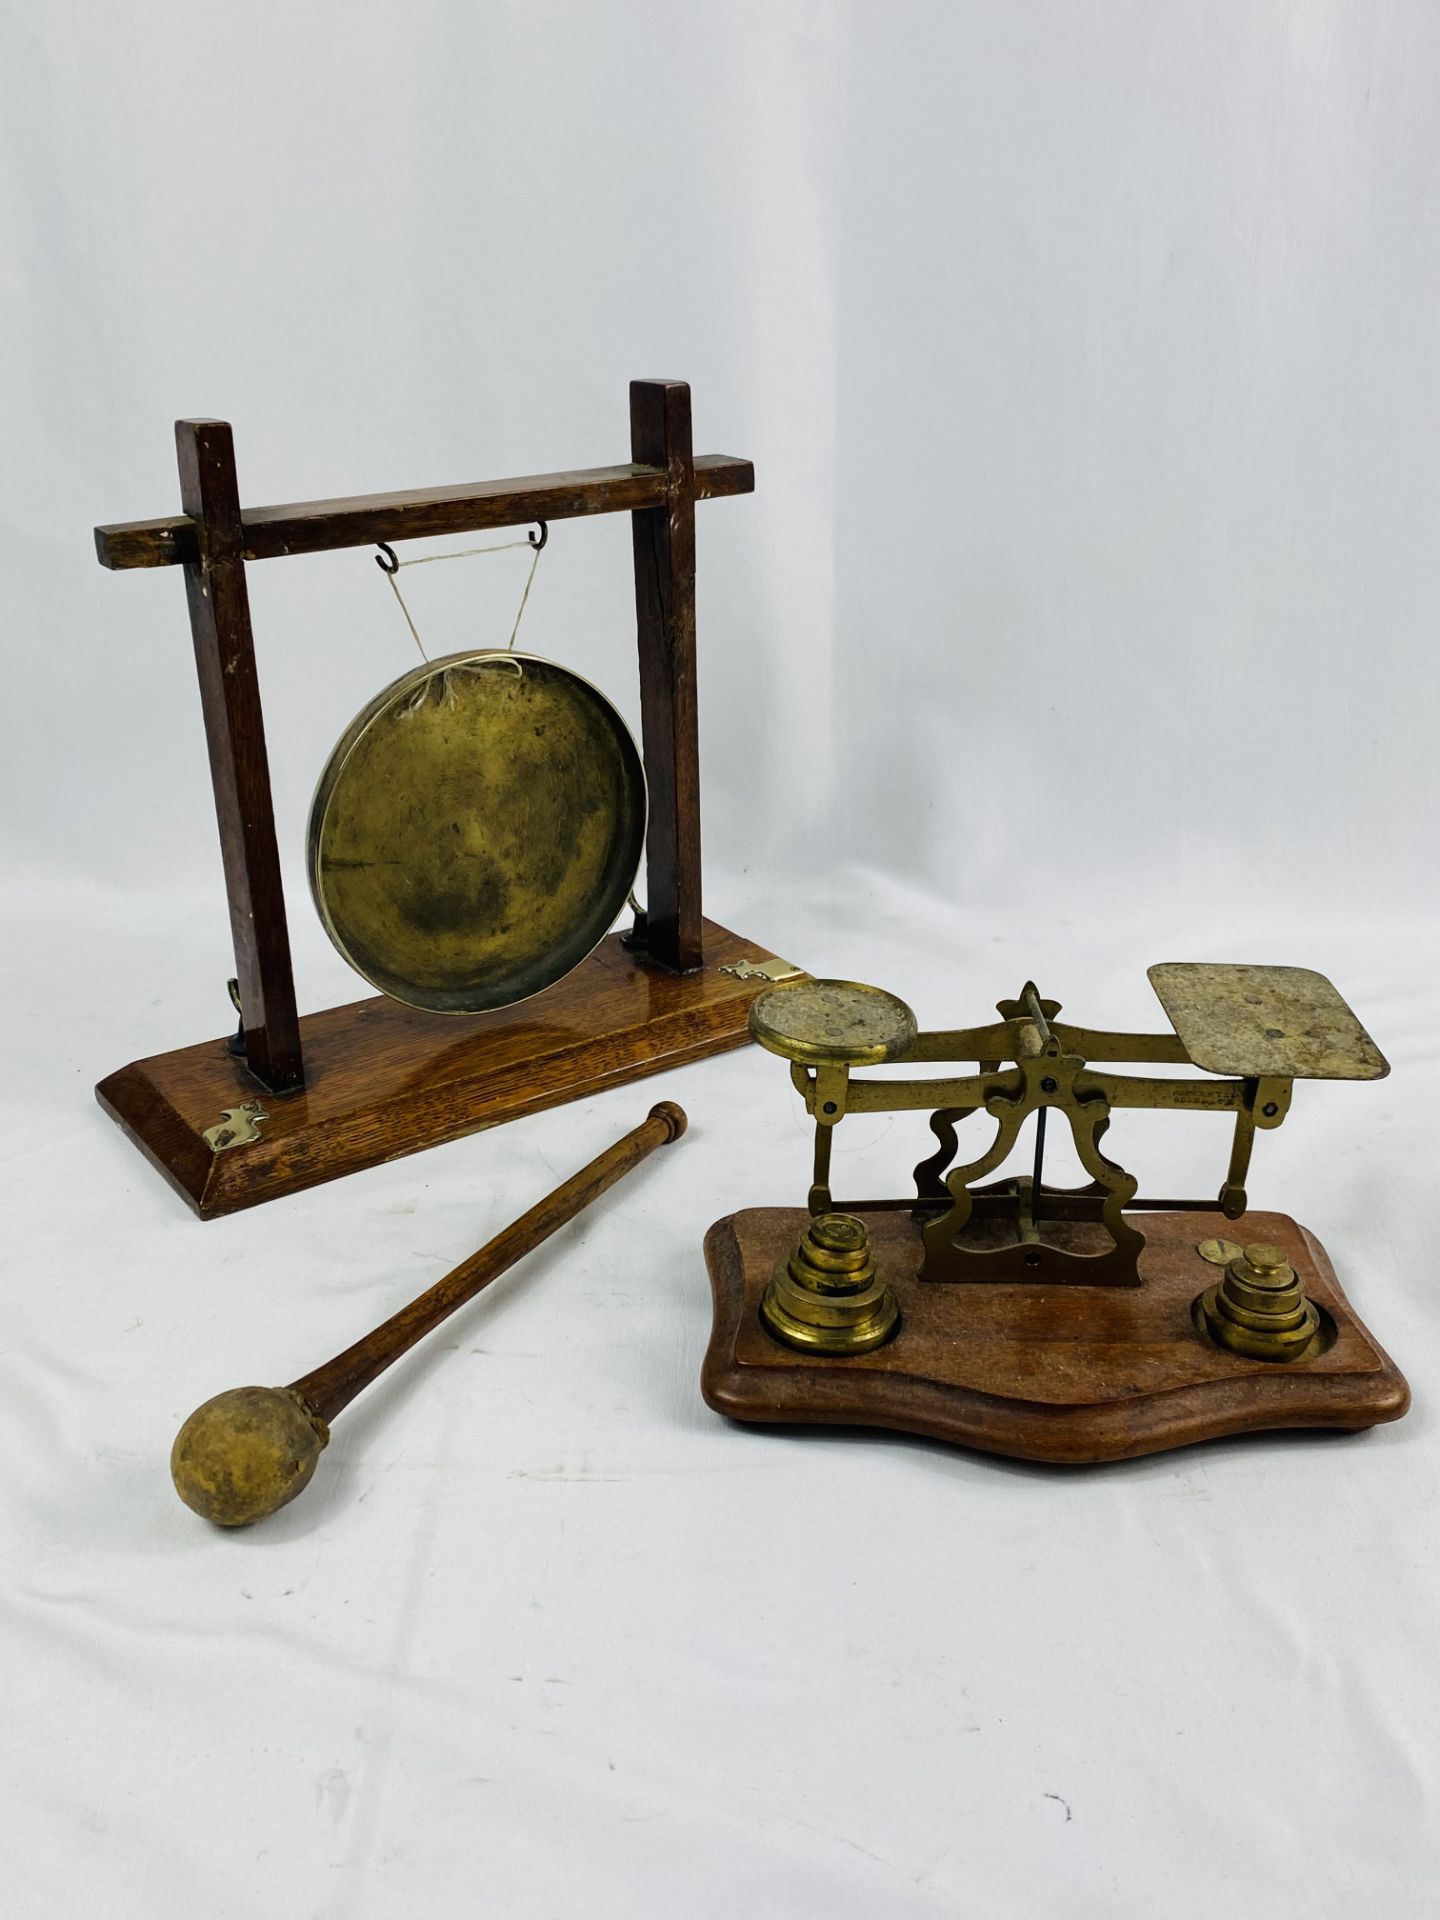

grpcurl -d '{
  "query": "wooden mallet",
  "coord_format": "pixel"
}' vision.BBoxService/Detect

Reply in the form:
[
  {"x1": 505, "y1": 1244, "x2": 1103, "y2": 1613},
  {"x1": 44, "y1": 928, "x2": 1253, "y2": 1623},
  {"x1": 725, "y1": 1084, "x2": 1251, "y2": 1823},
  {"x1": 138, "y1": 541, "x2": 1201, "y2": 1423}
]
[{"x1": 171, "y1": 1101, "x2": 687, "y2": 1526}]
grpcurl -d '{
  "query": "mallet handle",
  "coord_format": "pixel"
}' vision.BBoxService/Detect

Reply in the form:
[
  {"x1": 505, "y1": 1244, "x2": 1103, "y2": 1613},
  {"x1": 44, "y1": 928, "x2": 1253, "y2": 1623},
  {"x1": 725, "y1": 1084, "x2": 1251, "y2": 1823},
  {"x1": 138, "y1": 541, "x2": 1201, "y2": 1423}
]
[{"x1": 289, "y1": 1101, "x2": 687, "y2": 1424}]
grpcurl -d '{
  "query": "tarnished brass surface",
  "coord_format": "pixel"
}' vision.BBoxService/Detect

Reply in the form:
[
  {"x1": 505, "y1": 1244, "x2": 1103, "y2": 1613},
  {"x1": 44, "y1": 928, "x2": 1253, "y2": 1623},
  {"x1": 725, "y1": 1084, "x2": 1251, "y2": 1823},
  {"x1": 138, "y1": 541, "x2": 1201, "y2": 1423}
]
[
  {"x1": 201, "y1": 1099, "x2": 267, "y2": 1153},
  {"x1": 749, "y1": 978, "x2": 918, "y2": 1066},
  {"x1": 754, "y1": 969, "x2": 1387, "y2": 1288},
  {"x1": 718, "y1": 956, "x2": 806, "y2": 983},
  {"x1": 1196, "y1": 1242, "x2": 1324, "y2": 1362},
  {"x1": 309, "y1": 651, "x2": 646, "y2": 1013},
  {"x1": 170, "y1": 1386, "x2": 330, "y2": 1527},
  {"x1": 760, "y1": 1213, "x2": 900, "y2": 1354},
  {"x1": 1148, "y1": 964, "x2": 1389, "y2": 1081},
  {"x1": 917, "y1": 1034, "x2": 1146, "y2": 1287},
  {"x1": 1197, "y1": 1237, "x2": 1245, "y2": 1267}
]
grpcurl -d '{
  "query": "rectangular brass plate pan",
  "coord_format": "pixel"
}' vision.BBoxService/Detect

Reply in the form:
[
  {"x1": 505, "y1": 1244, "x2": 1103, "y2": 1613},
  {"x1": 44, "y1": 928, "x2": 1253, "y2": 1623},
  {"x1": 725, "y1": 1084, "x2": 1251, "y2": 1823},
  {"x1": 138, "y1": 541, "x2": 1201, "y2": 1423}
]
[{"x1": 1148, "y1": 963, "x2": 1388, "y2": 1080}]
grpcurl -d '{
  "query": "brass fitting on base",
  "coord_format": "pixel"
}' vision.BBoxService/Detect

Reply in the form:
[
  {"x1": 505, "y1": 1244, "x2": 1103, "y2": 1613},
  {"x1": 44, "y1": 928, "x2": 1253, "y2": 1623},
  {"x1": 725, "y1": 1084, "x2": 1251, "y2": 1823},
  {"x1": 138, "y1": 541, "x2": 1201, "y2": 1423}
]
[
  {"x1": 760, "y1": 1213, "x2": 900, "y2": 1355},
  {"x1": 1197, "y1": 1242, "x2": 1320, "y2": 1362}
]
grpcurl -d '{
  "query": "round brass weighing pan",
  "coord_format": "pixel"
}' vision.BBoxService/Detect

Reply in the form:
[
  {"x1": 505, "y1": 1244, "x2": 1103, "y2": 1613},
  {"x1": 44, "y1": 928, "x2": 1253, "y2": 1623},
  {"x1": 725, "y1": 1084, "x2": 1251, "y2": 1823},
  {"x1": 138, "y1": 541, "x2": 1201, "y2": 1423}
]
[
  {"x1": 749, "y1": 979, "x2": 918, "y2": 1066},
  {"x1": 308, "y1": 651, "x2": 646, "y2": 1013}
]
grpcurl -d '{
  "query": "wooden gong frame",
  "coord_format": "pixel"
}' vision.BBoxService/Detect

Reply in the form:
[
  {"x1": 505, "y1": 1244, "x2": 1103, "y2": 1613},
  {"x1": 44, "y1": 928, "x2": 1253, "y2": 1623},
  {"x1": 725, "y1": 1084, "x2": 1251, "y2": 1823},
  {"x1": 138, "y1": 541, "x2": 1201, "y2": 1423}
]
[{"x1": 93, "y1": 379, "x2": 776, "y2": 1218}]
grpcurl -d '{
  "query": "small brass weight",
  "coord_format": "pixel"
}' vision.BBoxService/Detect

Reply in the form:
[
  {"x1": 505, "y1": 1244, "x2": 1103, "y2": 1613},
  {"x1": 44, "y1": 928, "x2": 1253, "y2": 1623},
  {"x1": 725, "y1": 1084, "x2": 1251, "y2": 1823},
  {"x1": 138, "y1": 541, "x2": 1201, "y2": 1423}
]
[{"x1": 699, "y1": 962, "x2": 1410, "y2": 1463}]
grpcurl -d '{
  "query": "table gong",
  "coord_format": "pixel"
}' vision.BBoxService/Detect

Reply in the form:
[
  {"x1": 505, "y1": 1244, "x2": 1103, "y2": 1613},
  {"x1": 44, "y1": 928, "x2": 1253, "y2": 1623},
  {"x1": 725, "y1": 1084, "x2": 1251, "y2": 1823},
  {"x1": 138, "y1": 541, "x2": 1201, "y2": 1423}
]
[
  {"x1": 702, "y1": 967, "x2": 1408, "y2": 1464},
  {"x1": 93, "y1": 380, "x2": 798, "y2": 1217}
]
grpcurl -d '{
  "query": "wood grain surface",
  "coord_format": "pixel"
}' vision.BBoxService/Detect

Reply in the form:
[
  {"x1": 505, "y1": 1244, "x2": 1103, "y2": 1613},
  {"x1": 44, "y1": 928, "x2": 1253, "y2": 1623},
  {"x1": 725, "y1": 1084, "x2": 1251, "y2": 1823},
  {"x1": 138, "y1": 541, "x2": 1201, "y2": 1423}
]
[
  {"x1": 96, "y1": 919, "x2": 777, "y2": 1219},
  {"x1": 175, "y1": 420, "x2": 303, "y2": 1091},
  {"x1": 95, "y1": 453, "x2": 754, "y2": 570},
  {"x1": 702, "y1": 1208, "x2": 1409, "y2": 1463},
  {"x1": 630, "y1": 380, "x2": 702, "y2": 973}
]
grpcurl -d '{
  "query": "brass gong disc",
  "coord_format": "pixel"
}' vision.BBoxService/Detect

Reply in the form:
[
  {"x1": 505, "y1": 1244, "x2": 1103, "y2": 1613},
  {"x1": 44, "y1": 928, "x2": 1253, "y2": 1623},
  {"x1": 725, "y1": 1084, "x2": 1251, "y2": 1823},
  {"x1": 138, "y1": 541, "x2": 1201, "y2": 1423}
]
[{"x1": 308, "y1": 651, "x2": 646, "y2": 1013}]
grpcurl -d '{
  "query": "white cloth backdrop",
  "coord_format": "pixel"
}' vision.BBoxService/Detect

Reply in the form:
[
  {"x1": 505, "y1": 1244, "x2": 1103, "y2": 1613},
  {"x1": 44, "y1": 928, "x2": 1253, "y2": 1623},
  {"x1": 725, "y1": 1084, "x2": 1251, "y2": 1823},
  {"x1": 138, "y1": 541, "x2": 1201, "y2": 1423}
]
[{"x1": 3, "y1": 3, "x2": 1438, "y2": 1914}]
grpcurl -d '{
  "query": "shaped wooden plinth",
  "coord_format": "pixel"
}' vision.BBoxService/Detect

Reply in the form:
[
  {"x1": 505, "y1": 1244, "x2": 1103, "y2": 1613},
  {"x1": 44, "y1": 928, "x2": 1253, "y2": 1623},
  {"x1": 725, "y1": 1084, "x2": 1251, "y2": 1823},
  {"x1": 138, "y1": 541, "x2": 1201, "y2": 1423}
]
[
  {"x1": 701, "y1": 1208, "x2": 1408, "y2": 1464},
  {"x1": 98, "y1": 919, "x2": 779, "y2": 1219}
]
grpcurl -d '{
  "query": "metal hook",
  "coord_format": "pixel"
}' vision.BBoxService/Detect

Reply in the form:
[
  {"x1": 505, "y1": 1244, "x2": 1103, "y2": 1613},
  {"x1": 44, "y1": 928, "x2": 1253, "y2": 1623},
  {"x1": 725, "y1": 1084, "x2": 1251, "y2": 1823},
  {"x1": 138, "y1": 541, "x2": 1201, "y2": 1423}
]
[
  {"x1": 375, "y1": 541, "x2": 400, "y2": 575},
  {"x1": 528, "y1": 521, "x2": 548, "y2": 552}
]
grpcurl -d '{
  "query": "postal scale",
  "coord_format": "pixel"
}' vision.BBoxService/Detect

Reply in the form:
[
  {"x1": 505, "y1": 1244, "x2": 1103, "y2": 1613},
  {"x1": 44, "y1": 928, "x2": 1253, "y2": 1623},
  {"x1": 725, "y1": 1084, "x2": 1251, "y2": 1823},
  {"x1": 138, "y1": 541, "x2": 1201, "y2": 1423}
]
[{"x1": 702, "y1": 966, "x2": 1408, "y2": 1464}]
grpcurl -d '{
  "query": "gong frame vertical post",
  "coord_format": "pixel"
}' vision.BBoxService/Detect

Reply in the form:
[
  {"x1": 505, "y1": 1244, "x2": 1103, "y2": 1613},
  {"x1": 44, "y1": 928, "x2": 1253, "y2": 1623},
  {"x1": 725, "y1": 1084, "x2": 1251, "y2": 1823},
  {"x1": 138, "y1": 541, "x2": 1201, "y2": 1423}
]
[
  {"x1": 175, "y1": 419, "x2": 304, "y2": 1092},
  {"x1": 630, "y1": 379, "x2": 702, "y2": 973}
]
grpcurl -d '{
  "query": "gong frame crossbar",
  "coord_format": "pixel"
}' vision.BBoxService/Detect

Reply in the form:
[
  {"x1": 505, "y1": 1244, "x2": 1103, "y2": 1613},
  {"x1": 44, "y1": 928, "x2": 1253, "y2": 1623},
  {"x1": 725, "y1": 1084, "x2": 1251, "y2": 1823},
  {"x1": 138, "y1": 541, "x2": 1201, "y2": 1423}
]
[{"x1": 93, "y1": 379, "x2": 776, "y2": 1217}]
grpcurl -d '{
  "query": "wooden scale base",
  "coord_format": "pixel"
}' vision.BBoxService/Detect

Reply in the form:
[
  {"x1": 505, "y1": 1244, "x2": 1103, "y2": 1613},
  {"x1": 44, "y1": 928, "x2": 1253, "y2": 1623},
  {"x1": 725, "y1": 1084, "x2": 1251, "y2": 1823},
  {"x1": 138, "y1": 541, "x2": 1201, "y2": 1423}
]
[
  {"x1": 99, "y1": 919, "x2": 774, "y2": 1219},
  {"x1": 701, "y1": 1208, "x2": 1409, "y2": 1464}
]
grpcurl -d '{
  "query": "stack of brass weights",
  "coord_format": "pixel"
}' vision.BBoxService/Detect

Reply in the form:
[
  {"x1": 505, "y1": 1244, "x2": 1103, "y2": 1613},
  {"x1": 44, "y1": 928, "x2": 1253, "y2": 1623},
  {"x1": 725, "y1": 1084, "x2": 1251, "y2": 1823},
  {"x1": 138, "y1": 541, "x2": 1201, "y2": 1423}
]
[
  {"x1": 1198, "y1": 1243, "x2": 1321, "y2": 1361},
  {"x1": 761, "y1": 1214, "x2": 900, "y2": 1355}
]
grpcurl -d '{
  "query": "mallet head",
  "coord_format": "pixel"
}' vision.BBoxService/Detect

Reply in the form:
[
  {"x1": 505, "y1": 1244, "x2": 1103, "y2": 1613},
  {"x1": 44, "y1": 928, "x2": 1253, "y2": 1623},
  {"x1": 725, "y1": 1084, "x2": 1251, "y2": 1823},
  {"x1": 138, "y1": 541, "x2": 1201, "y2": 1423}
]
[{"x1": 171, "y1": 1386, "x2": 329, "y2": 1527}]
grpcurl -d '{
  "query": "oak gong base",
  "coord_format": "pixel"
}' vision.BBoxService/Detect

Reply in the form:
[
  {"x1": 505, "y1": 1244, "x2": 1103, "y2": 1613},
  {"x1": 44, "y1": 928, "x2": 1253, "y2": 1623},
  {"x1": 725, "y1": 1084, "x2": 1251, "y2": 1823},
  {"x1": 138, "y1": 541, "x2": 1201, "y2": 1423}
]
[
  {"x1": 99, "y1": 919, "x2": 782, "y2": 1219},
  {"x1": 701, "y1": 1208, "x2": 1408, "y2": 1464}
]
